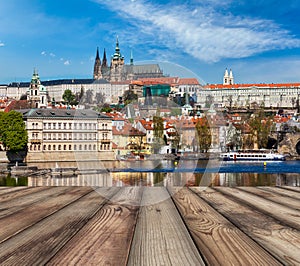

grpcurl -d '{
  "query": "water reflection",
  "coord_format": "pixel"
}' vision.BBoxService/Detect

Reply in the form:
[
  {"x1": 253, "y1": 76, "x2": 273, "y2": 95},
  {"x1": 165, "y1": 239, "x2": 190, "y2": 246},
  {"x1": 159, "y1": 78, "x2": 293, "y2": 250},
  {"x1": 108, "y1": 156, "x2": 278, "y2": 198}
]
[
  {"x1": 8, "y1": 172, "x2": 296, "y2": 187},
  {"x1": 0, "y1": 175, "x2": 28, "y2": 186}
]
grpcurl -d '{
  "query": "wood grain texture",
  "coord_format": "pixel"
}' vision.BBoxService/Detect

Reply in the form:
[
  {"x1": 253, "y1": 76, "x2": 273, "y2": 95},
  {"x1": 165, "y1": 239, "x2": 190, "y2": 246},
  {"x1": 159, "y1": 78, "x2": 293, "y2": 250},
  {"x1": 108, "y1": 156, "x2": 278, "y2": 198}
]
[
  {"x1": 128, "y1": 187, "x2": 205, "y2": 266},
  {"x1": 192, "y1": 187, "x2": 300, "y2": 265},
  {"x1": 0, "y1": 186, "x2": 28, "y2": 195},
  {"x1": 238, "y1": 187, "x2": 300, "y2": 211},
  {"x1": 0, "y1": 187, "x2": 77, "y2": 218},
  {"x1": 259, "y1": 186, "x2": 300, "y2": 200},
  {"x1": 170, "y1": 187, "x2": 281, "y2": 265},
  {"x1": 215, "y1": 187, "x2": 300, "y2": 230},
  {"x1": 0, "y1": 187, "x2": 93, "y2": 243},
  {"x1": 281, "y1": 186, "x2": 300, "y2": 192},
  {"x1": 47, "y1": 187, "x2": 142, "y2": 266},
  {"x1": 0, "y1": 187, "x2": 118, "y2": 266},
  {"x1": 0, "y1": 186, "x2": 50, "y2": 203}
]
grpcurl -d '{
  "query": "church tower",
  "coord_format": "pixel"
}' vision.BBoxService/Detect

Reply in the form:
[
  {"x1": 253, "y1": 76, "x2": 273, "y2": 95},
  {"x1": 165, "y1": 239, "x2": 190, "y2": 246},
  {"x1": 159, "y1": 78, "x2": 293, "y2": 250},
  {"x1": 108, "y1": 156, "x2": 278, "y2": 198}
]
[
  {"x1": 223, "y1": 68, "x2": 234, "y2": 85},
  {"x1": 229, "y1": 69, "x2": 234, "y2": 85},
  {"x1": 27, "y1": 69, "x2": 48, "y2": 108},
  {"x1": 93, "y1": 47, "x2": 102, "y2": 80},
  {"x1": 110, "y1": 36, "x2": 125, "y2": 82}
]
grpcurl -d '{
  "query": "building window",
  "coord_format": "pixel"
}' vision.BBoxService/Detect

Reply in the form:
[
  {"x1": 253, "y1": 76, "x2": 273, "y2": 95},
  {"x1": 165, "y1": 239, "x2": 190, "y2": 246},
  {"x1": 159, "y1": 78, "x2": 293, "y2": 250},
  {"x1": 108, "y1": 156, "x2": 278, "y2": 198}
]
[
  {"x1": 43, "y1": 145, "x2": 46, "y2": 150},
  {"x1": 53, "y1": 145, "x2": 56, "y2": 151},
  {"x1": 69, "y1": 145, "x2": 72, "y2": 150},
  {"x1": 64, "y1": 123, "x2": 67, "y2": 129},
  {"x1": 58, "y1": 123, "x2": 61, "y2": 129},
  {"x1": 74, "y1": 145, "x2": 77, "y2": 151},
  {"x1": 58, "y1": 145, "x2": 61, "y2": 150},
  {"x1": 79, "y1": 144, "x2": 82, "y2": 150},
  {"x1": 64, "y1": 145, "x2": 67, "y2": 151},
  {"x1": 48, "y1": 145, "x2": 51, "y2": 151}
]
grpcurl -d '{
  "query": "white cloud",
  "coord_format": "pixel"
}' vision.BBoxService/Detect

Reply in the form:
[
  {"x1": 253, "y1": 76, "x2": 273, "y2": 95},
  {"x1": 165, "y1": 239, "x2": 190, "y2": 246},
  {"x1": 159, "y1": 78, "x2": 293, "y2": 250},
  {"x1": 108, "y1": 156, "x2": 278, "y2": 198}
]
[
  {"x1": 64, "y1": 60, "x2": 70, "y2": 65},
  {"x1": 41, "y1": 51, "x2": 46, "y2": 56},
  {"x1": 50, "y1": 53, "x2": 56, "y2": 57},
  {"x1": 96, "y1": 0, "x2": 300, "y2": 63},
  {"x1": 0, "y1": 41, "x2": 4, "y2": 47}
]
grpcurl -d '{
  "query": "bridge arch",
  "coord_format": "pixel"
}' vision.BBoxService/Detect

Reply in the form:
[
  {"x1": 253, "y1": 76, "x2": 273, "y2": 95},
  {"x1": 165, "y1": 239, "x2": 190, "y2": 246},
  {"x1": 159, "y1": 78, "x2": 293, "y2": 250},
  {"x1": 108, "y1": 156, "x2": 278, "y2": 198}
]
[{"x1": 296, "y1": 140, "x2": 300, "y2": 155}]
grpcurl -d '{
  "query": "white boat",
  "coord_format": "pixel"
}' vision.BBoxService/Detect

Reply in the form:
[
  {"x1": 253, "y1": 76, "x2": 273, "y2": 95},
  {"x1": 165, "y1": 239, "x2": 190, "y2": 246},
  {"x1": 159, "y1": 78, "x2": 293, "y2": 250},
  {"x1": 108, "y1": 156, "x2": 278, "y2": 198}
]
[{"x1": 220, "y1": 150, "x2": 286, "y2": 161}]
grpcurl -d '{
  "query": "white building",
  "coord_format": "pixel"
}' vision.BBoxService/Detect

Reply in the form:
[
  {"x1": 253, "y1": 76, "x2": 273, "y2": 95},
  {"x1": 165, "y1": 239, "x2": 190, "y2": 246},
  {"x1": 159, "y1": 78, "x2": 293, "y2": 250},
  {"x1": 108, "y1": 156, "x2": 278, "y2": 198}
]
[{"x1": 20, "y1": 108, "x2": 114, "y2": 162}]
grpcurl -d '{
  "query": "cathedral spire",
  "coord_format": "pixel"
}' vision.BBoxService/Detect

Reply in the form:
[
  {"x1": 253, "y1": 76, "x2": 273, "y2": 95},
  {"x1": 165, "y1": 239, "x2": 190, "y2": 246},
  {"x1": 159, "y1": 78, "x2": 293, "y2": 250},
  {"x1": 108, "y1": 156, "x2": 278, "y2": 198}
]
[
  {"x1": 102, "y1": 48, "x2": 107, "y2": 68},
  {"x1": 96, "y1": 47, "x2": 100, "y2": 60},
  {"x1": 93, "y1": 47, "x2": 102, "y2": 80}
]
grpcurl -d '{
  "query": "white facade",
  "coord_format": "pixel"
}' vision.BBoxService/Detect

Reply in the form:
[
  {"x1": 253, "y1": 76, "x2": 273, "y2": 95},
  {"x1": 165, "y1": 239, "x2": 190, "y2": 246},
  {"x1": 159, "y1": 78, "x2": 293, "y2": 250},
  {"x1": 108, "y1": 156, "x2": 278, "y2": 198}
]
[
  {"x1": 197, "y1": 84, "x2": 300, "y2": 109},
  {"x1": 21, "y1": 109, "x2": 114, "y2": 162},
  {"x1": 1, "y1": 79, "x2": 127, "y2": 105}
]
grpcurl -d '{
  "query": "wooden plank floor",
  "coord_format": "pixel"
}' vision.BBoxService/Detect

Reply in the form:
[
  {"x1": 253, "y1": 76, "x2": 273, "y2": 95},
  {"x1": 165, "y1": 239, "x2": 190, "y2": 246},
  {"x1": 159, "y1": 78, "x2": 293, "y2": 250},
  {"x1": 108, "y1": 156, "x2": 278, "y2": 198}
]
[{"x1": 0, "y1": 186, "x2": 299, "y2": 265}]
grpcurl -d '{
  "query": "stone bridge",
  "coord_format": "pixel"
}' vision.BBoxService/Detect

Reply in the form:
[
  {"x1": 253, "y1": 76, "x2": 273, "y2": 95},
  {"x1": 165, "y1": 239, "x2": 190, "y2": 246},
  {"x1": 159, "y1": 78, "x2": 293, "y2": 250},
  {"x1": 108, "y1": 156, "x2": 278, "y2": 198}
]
[{"x1": 277, "y1": 132, "x2": 300, "y2": 157}]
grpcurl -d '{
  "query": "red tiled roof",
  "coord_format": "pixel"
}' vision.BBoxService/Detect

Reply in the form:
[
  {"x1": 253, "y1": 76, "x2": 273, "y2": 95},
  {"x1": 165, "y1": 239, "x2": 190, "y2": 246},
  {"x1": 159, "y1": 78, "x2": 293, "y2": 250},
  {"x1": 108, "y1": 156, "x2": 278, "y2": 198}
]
[
  {"x1": 178, "y1": 78, "x2": 200, "y2": 85},
  {"x1": 113, "y1": 123, "x2": 145, "y2": 136},
  {"x1": 4, "y1": 100, "x2": 31, "y2": 112}
]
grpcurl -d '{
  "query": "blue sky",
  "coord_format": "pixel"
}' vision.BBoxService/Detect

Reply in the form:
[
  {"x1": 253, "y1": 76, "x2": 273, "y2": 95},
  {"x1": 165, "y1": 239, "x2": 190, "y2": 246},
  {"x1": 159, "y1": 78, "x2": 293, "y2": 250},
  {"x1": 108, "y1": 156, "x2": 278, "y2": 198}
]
[{"x1": 0, "y1": 0, "x2": 300, "y2": 84}]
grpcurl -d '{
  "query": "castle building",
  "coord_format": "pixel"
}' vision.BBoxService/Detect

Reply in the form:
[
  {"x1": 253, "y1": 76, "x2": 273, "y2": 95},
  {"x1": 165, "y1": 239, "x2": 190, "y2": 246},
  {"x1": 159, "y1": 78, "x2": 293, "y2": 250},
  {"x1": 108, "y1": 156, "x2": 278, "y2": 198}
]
[
  {"x1": 93, "y1": 37, "x2": 164, "y2": 82},
  {"x1": 197, "y1": 69, "x2": 300, "y2": 109}
]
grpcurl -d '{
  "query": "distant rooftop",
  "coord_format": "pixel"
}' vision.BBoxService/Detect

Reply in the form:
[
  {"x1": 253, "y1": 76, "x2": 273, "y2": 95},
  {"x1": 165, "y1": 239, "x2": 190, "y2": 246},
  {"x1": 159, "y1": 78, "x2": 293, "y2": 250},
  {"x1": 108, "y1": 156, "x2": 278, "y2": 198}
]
[
  {"x1": 7, "y1": 78, "x2": 109, "y2": 88},
  {"x1": 18, "y1": 108, "x2": 111, "y2": 119}
]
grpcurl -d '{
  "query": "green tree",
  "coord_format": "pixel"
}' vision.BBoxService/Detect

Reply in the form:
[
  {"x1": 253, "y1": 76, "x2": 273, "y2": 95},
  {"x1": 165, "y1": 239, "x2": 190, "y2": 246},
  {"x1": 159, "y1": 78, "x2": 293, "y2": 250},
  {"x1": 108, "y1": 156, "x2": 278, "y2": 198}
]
[
  {"x1": 153, "y1": 115, "x2": 164, "y2": 153},
  {"x1": 62, "y1": 89, "x2": 77, "y2": 105},
  {"x1": 85, "y1": 89, "x2": 94, "y2": 104},
  {"x1": 195, "y1": 117, "x2": 212, "y2": 152},
  {"x1": 123, "y1": 90, "x2": 138, "y2": 105},
  {"x1": 0, "y1": 111, "x2": 28, "y2": 151},
  {"x1": 95, "y1": 92, "x2": 106, "y2": 106},
  {"x1": 248, "y1": 110, "x2": 273, "y2": 149},
  {"x1": 100, "y1": 103, "x2": 113, "y2": 113}
]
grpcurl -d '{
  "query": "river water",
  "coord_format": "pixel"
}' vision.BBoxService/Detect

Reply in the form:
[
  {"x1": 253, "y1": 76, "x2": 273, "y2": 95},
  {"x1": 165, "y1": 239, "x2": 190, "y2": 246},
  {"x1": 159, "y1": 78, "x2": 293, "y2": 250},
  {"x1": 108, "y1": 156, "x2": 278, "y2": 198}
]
[{"x1": 1, "y1": 160, "x2": 299, "y2": 187}]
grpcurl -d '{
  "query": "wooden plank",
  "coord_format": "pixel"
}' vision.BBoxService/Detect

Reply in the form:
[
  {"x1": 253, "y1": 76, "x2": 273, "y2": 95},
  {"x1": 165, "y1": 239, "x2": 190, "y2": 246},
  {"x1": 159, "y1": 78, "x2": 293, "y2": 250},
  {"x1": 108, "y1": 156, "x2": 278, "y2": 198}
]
[
  {"x1": 280, "y1": 186, "x2": 300, "y2": 193},
  {"x1": 0, "y1": 187, "x2": 71, "y2": 218},
  {"x1": 260, "y1": 186, "x2": 300, "y2": 200},
  {"x1": 0, "y1": 186, "x2": 28, "y2": 195},
  {"x1": 215, "y1": 187, "x2": 300, "y2": 231},
  {"x1": 47, "y1": 187, "x2": 142, "y2": 266},
  {"x1": 0, "y1": 186, "x2": 51, "y2": 203},
  {"x1": 169, "y1": 187, "x2": 281, "y2": 265},
  {"x1": 192, "y1": 187, "x2": 300, "y2": 265},
  {"x1": 237, "y1": 187, "x2": 300, "y2": 211},
  {"x1": 128, "y1": 187, "x2": 205, "y2": 266},
  {"x1": 0, "y1": 187, "x2": 93, "y2": 243},
  {"x1": 0, "y1": 187, "x2": 119, "y2": 265}
]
